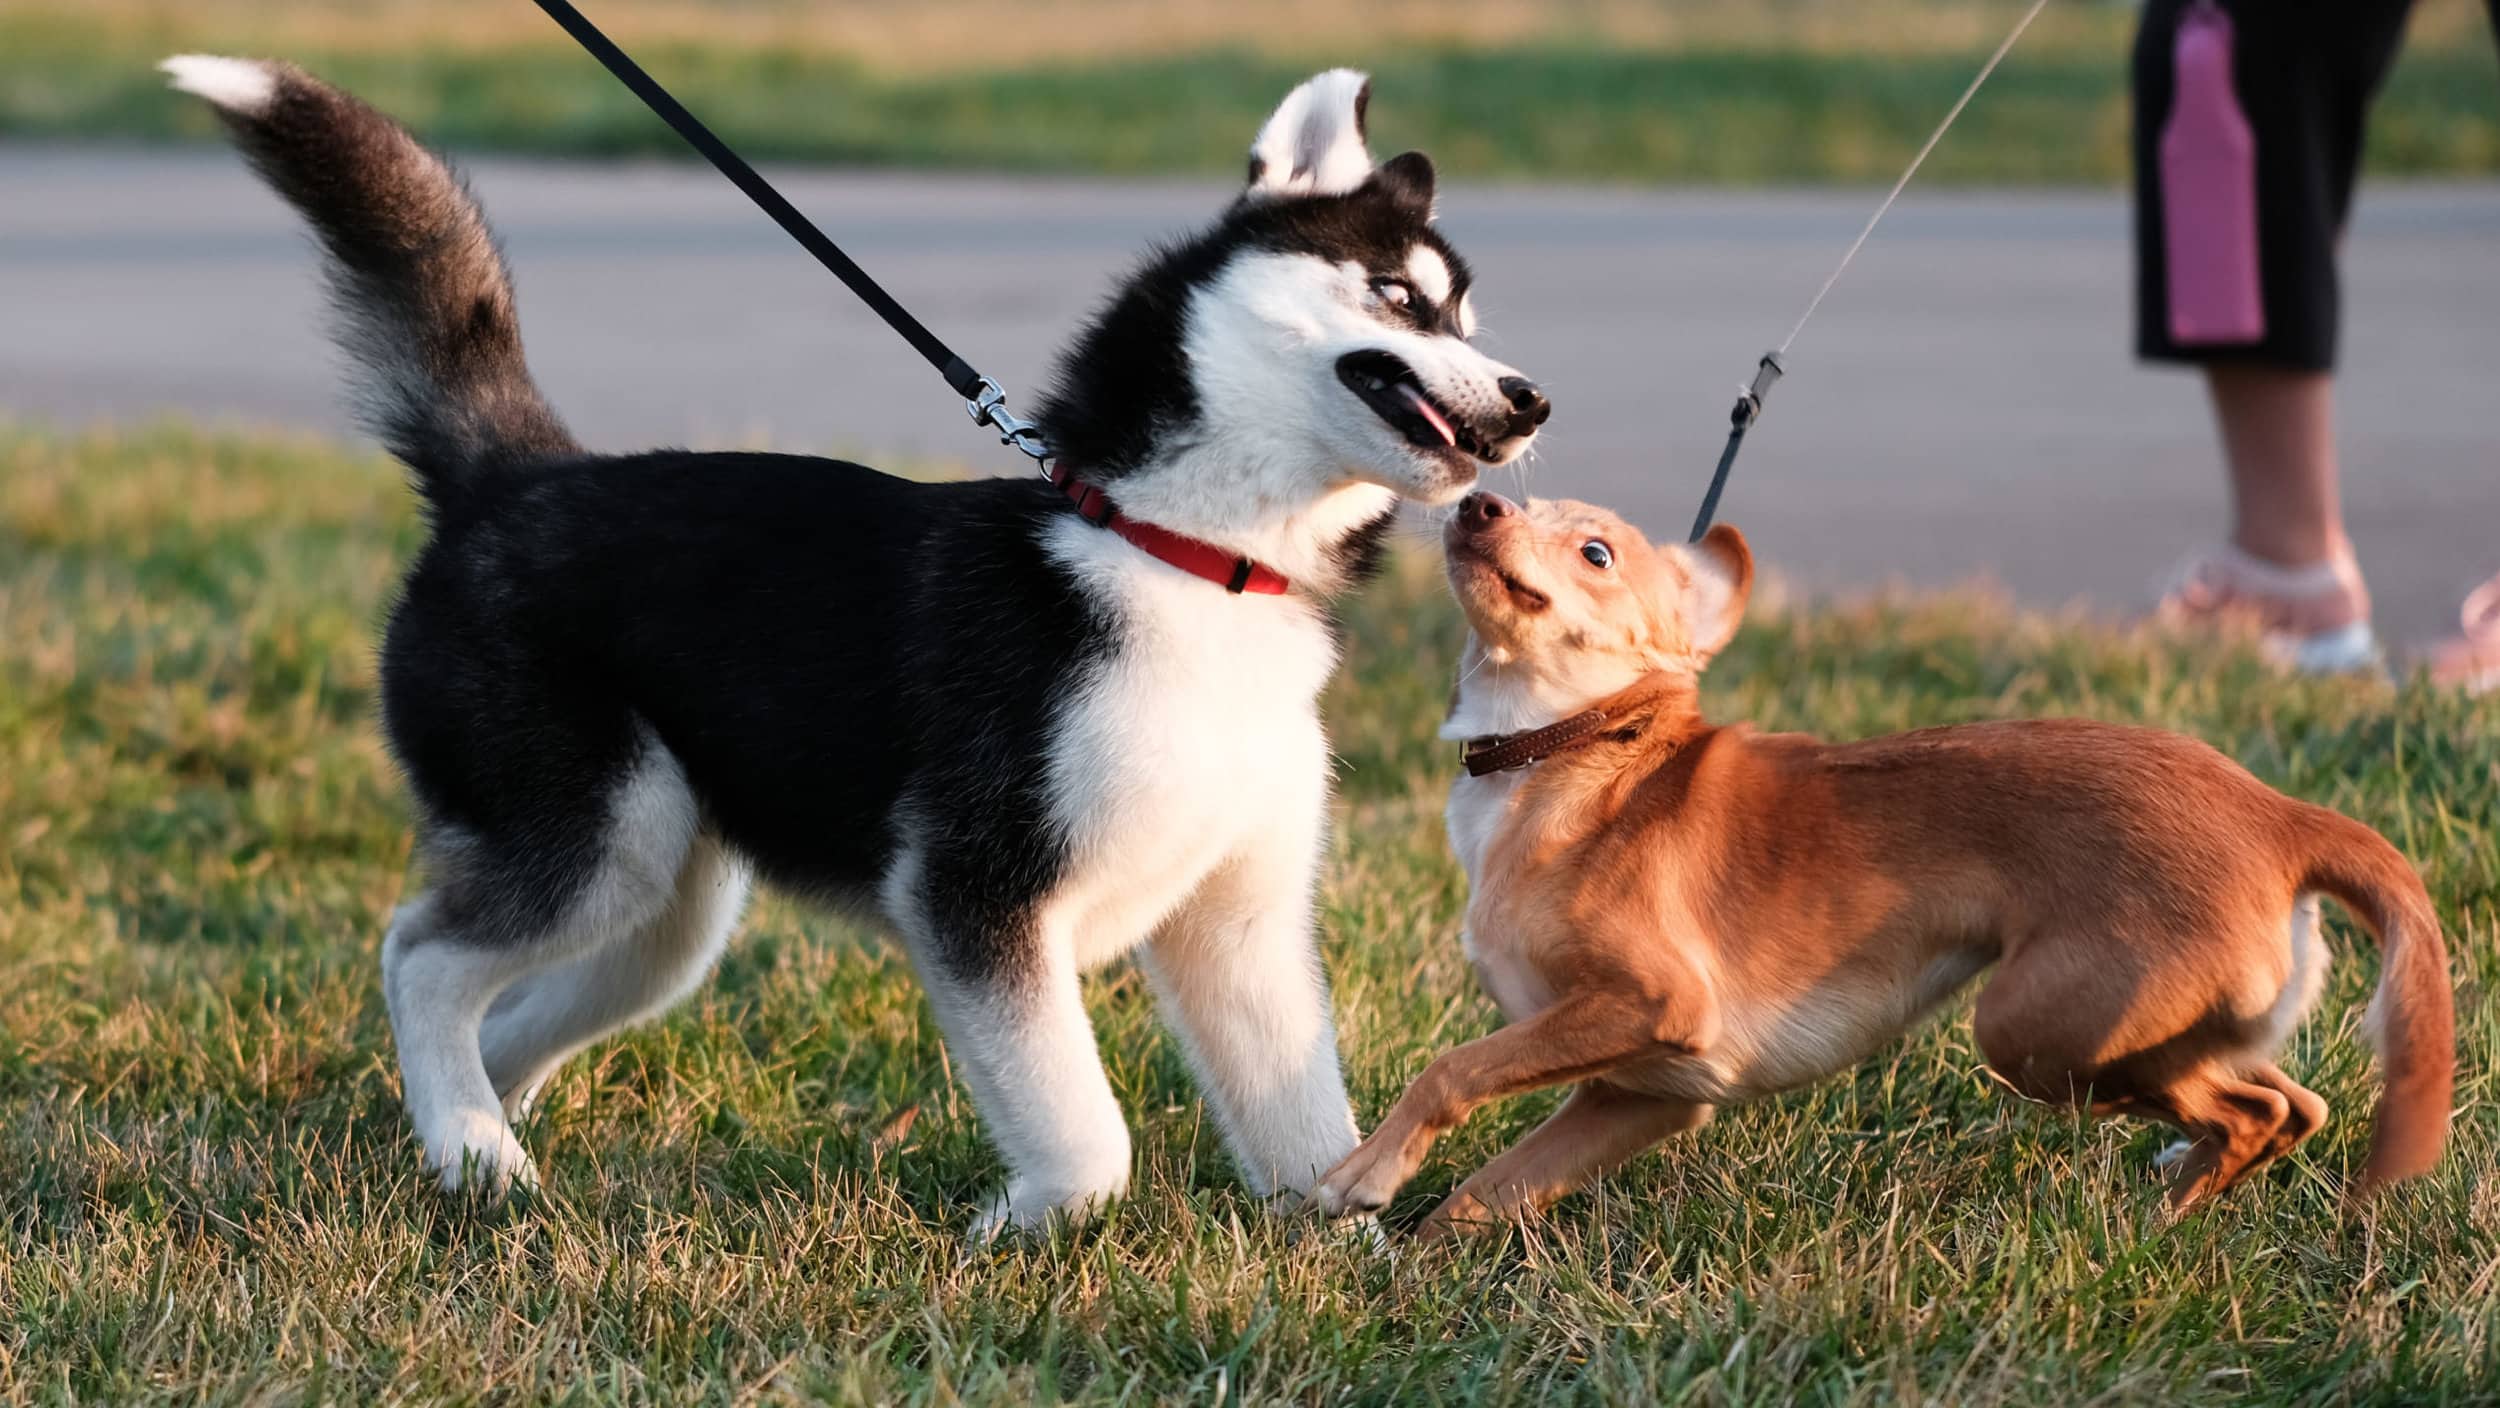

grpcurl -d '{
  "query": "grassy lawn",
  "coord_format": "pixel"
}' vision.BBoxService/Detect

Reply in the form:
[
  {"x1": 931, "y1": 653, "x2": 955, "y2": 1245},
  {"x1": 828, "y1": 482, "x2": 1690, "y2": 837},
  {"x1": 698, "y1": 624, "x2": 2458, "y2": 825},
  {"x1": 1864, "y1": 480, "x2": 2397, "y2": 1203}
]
[
  {"x1": 3, "y1": 0, "x2": 2496, "y2": 183},
  {"x1": 2, "y1": 421, "x2": 2495, "y2": 1403}
]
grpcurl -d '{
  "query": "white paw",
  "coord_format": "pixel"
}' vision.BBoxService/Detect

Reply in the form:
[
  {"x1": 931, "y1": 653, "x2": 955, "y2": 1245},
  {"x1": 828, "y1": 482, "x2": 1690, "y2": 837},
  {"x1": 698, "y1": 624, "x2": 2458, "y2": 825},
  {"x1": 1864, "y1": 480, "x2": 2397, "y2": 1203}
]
[
  {"x1": 2151, "y1": 1138, "x2": 2194, "y2": 1171},
  {"x1": 1315, "y1": 1211, "x2": 1391, "y2": 1255},
  {"x1": 500, "y1": 1075, "x2": 550, "y2": 1122},
  {"x1": 966, "y1": 1195, "x2": 1025, "y2": 1247},
  {"x1": 423, "y1": 1110, "x2": 538, "y2": 1198},
  {"x1": 965, "y1": 1176, "x2": 1123, "y2": 1246}
]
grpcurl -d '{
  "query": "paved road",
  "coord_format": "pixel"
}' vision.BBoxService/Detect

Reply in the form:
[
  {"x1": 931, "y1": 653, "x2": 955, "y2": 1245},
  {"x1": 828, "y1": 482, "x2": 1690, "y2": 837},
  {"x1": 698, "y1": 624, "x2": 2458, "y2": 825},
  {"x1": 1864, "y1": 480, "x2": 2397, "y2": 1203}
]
[{"x1": 7, "y1": 146, "x2": 2496, "y2": 640}]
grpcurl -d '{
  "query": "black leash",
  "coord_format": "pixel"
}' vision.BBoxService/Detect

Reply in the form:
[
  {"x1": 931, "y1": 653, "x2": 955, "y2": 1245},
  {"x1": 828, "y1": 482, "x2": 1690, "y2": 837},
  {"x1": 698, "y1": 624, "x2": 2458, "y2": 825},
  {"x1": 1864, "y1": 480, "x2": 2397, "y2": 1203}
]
[
  {"x1": 528, "y1": 0, "x2": 2037, "y2": 512},
  {"x1": 1685, "y1": 0, "x2": 2046, "y2": 543},
  {"x1": 527, "y1": 0, "x2": 1049, "y2": 463},
  {"x1": 1686, "y1": 352, "x2": 1783, "y2": 543}
]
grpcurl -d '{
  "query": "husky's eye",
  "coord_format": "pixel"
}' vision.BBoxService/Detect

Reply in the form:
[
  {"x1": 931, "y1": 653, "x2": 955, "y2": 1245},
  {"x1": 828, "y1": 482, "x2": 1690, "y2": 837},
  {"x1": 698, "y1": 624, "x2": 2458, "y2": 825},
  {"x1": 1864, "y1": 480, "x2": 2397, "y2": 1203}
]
[
  {"x1": 1370, "y1": 278, "x2": 1414, "y2": 311},
  {"x1": 1580, "y1": 540, "x2": 1614, "y2": 570}
]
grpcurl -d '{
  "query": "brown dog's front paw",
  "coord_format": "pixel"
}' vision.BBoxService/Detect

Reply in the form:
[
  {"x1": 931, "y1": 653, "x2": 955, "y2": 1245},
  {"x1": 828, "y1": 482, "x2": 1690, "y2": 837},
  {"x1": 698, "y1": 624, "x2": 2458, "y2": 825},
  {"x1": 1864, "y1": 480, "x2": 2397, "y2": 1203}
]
[
  {"x1": 1313, "y1": 1133, "x2": 1418, "y2": 1217},
  {"x1": 1412, "y1": 1190, "x2": 1501, "y2": 1242}
]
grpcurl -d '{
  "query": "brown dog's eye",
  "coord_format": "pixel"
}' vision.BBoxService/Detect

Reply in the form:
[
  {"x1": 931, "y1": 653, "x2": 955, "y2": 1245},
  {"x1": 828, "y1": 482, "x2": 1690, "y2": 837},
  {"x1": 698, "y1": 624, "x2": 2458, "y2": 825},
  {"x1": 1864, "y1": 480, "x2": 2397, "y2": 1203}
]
[
  {"x1": 1370, "y1": 278, "x2": 1414, "y2": 311},
  {"x1": 1580, "y1": 540, "x2": 1614, "y2": 570}
]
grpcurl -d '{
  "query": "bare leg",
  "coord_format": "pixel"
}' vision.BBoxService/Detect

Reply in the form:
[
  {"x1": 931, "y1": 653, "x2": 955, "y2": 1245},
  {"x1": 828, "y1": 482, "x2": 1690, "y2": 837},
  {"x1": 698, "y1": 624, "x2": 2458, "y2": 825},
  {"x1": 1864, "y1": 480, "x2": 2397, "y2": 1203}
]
[
  {"x1": 1417, "y1": 1080, "x2": 1709, "y2": 1239},
  {"x1": 2207, "y1": 363, "x2": 2350, "y2": 570},
  {"x1": 2157, "y1": 364, "x2": 2373, "y2": 669}
]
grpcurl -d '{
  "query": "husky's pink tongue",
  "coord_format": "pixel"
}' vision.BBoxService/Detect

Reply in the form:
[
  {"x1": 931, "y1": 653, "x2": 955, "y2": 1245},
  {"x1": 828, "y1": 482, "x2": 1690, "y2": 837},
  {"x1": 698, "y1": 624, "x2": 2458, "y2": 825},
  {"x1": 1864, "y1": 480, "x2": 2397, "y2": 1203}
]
[{"x1": 1398, "y1": 383, "x2": 1458, "y2": 448}]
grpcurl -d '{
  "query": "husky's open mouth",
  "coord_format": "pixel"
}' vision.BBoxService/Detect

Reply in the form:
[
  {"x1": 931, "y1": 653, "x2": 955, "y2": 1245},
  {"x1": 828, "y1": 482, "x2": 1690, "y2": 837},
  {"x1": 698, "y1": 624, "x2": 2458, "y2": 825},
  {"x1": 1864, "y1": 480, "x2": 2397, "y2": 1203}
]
[{"x1": 1337, "y1": 350, "x2": 1490, "y2": 461}]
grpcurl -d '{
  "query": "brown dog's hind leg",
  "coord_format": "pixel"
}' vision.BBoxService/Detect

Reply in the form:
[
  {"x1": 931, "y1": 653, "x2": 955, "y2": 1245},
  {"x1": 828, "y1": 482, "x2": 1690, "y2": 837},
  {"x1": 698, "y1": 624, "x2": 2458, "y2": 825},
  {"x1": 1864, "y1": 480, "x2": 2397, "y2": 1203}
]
[
  {"x1": 2240, "y1": 1061, "x2": 2330, "y2": 1173},
  {"x1": 1973, "y1": 963, "x2": 2304, "y2": 1213},
  {"x1": 2090, "y1": 1068, "x2": 2294, "y2": 1212},
  {"x1": 1418, "y1": 1081, "x2": 1710, "y2": 1240}
]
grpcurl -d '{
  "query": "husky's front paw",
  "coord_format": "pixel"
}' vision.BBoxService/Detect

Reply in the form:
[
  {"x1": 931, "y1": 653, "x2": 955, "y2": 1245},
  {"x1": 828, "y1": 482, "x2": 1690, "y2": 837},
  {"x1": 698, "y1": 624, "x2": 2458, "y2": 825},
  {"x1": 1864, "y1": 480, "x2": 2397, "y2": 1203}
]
[
  {"x1": 1256, "y1": 1188, "x2": 1389, "y2": 1252},
  {"x1": 965, "y1": 1173, "x2": 1126, "y2": 1247},
  {"x1": 966, "y1": 1193, "x2": 1042, "y2": 1246},
  {"x1": 423, "y1": 1110, "x2": 538, "y2": 1199},
  {"x1": 499, "y1": 1074, "x2": 552, "y2": 1122}
]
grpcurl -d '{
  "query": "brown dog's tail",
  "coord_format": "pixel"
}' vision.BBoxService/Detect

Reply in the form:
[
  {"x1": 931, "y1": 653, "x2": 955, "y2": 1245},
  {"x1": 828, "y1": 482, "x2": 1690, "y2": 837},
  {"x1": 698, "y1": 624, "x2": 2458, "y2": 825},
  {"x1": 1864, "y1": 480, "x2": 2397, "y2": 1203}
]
[{"x1": 2293, "y1": 805, "x2": 2455, "y2": 1192}]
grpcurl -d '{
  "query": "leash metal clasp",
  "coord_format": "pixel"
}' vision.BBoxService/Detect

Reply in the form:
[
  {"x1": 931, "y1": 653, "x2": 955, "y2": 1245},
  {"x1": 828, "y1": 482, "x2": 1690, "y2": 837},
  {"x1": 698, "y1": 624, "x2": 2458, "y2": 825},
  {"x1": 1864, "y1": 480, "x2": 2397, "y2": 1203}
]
[
  {"x1": 1731, "y1": 350, "x2": 1786, "y2": 430},
  {"x1": 966, "y1": 376, "x2": 1054, "y2": 475},
  {"x1": 1688, "y1": 350, "x2": 1786, "y2": 542}
]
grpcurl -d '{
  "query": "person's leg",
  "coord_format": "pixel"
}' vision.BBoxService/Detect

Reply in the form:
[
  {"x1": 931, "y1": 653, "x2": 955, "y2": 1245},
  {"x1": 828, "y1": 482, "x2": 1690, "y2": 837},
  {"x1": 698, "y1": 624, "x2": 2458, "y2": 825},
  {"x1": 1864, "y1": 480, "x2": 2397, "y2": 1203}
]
[
  {"x1": 2426, "y1": 0, "x2": 2500, "y2": 691},
  {"x1": 2206, "y1": 363, "x2": 2345, "y2": 569},
  {"x1": 2158, "y1": 361, "x2": 2374, "y2": 662},
  {"x1": 2422, "y1": 576, "x2": 2500, "y2": 692},
  {"x1": 2134, "y1": 1, "x2": 2418, "y2": 668},
  {"x1": 2204, "y1": 0, "x2": 2415, "y2": 570},
  {"x1": 2158, "y1": 361, "x2": 2372, "y2": 663}
]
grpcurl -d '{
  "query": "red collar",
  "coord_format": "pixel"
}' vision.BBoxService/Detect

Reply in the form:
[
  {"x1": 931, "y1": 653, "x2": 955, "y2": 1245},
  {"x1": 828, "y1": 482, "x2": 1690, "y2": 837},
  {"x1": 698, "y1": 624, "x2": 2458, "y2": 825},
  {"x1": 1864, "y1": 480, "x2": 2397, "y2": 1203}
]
[{"x1": 1052, "y1": 463, "x2": 1290, "y2": 595}]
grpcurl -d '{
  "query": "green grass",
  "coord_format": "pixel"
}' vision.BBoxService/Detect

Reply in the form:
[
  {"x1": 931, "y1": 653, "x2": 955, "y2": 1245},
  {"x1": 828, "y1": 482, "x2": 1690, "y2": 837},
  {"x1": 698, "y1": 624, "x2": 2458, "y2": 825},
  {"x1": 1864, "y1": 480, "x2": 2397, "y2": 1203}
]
[
  {"x1": 3, "y1": 422, "x2": 2495, "y2": 1403},
  {"x1": 4, "y1": 2, "x2": 2497, "y2": 183}
]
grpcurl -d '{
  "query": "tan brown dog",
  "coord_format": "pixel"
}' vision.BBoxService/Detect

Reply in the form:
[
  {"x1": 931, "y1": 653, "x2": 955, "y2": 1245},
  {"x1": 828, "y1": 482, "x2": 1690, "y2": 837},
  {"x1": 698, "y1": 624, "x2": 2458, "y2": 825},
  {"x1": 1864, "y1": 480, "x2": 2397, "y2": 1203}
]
[{"x1": 1315, "y1": 492, "x2": 2453, "y2": 1236}]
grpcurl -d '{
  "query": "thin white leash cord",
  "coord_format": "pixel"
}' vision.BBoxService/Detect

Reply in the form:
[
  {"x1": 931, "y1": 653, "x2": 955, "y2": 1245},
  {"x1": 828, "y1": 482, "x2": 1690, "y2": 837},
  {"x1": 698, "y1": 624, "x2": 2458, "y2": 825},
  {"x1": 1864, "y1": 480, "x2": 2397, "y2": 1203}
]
[
  {"x1": 1689, "y1": 0, "x2": 2052, "y2": 540},
  {"x1": 1777, "y1": 0, "x2": 2054, "y2": 356}
]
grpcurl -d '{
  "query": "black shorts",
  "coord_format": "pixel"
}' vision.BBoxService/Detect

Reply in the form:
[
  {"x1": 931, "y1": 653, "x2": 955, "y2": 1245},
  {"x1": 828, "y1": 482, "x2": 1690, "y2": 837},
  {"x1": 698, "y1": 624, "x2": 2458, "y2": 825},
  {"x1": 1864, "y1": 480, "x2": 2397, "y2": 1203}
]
[{"x1": 2132, "y1": 0, "x2": 2478, "y2": 370}]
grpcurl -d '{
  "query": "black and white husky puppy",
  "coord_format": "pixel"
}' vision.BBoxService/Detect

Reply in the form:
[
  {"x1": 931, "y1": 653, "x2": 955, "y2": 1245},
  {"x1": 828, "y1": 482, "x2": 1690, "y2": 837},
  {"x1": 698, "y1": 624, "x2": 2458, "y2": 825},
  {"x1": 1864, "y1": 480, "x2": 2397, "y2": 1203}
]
[{"x1": 164, "y1": 56, "x2": 1546, "y2": 1234}]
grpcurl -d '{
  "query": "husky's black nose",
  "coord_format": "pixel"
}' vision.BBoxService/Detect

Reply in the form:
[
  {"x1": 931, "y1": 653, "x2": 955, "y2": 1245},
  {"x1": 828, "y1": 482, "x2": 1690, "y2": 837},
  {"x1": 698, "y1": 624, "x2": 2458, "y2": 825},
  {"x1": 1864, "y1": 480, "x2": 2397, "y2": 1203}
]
[
  {"x1": 1498, "y1": 377, "x2": 1551, "y2": 437},
  {"x1": 1458, "y1": 491, "x2": 1515, "y2": 531}
]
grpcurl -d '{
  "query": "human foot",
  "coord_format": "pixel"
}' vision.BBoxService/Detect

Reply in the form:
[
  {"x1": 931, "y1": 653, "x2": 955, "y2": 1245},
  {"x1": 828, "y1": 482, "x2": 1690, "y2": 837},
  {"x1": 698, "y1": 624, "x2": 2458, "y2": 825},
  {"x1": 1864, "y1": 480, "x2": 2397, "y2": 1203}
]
[
  {"x1": 2417, "y1": 573, "x2": 2500, "y2": 695},
  {"x1": 2153, "y1": 542, "x2": 2379, "y2": 675}
]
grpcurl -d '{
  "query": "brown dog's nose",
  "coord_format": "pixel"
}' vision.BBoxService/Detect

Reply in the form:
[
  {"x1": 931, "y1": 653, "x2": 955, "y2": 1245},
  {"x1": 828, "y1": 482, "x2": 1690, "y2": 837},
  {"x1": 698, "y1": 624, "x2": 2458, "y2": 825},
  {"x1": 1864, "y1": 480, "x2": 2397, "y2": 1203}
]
[
  {"x1": 1458, "y1": 491, "x2": 1515, "y2": 531},
  {"x1": 1497, "y1": 376, "x2": 1551, "y2": 437}
]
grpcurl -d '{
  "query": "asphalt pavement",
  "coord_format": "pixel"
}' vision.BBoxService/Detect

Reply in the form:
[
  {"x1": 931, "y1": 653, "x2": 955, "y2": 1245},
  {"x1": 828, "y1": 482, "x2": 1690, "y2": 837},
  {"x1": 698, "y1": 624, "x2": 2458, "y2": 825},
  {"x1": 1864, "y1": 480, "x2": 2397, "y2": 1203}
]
[{"x1": 5, "y1": 146, "x2": 2495, "y2": 640}]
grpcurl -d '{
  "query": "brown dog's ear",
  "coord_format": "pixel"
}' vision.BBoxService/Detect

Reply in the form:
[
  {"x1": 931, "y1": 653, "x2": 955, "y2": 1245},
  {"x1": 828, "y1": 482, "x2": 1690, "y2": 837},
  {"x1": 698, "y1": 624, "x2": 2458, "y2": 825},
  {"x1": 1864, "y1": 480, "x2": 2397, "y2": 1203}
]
[{"x1": 1676, "y1": 523, "x2": 1753, "y2": 659}]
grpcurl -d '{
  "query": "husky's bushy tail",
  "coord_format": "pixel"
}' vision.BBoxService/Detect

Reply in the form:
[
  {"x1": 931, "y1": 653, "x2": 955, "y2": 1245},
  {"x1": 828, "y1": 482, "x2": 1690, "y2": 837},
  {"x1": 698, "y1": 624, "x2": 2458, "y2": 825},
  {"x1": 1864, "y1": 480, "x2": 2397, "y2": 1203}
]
[{"x1": 163, "y1": 55, "x2": 576, "y2": 500}]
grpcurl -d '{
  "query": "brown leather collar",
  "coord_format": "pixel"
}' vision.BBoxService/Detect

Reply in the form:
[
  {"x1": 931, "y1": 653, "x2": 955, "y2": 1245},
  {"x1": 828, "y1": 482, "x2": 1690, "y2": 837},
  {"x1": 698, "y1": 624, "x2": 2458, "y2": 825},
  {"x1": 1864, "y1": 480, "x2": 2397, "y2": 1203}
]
[
  {"x1": 1457, "y1": 677, "x2": 1684, "y2": 778},
  {"x1": 1461, "y1": 709, "x2": 1612, "y2": 776}
]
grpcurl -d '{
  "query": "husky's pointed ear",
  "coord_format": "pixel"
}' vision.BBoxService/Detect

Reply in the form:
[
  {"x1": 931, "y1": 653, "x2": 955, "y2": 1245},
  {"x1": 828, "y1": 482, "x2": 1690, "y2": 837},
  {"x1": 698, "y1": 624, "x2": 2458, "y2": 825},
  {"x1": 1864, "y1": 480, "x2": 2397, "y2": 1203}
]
[
  {"x1": 1667, "y1": 523, "x2": 1754, "y2": 660},
  {"x1": 1245, "y1": 69, "x2": 1374, "y2": 201},
  {"x1": 1373, "y1": 151, "x2": 1437, "y2": 217}
]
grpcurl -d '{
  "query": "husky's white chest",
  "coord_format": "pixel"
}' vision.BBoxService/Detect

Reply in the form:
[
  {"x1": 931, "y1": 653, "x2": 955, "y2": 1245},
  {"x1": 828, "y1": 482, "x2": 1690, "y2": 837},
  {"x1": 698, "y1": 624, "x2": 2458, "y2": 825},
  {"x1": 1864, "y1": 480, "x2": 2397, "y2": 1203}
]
[{"x1": 1041, "y1": 525, "x2": 1341, "y2": 966}]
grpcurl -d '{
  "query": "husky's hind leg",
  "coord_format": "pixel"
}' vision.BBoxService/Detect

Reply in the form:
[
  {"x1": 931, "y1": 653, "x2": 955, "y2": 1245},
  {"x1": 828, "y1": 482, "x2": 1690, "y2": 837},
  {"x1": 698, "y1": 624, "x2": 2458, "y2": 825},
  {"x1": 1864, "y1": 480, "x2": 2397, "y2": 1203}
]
[
  {"x1": 480, "y1": 835, "x2": 750, "y2": 1118},
  {"x1": 386, "y1": 735, "x2": 700, "y2": 1195}
]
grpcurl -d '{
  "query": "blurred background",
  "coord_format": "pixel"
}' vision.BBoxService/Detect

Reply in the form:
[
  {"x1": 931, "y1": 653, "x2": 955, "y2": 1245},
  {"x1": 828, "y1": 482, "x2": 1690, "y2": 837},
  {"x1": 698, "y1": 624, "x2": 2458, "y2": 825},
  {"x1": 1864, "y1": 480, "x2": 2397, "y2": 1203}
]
[{"x1": 5, "y1": 0, "x2": 2497, "y2": 634}]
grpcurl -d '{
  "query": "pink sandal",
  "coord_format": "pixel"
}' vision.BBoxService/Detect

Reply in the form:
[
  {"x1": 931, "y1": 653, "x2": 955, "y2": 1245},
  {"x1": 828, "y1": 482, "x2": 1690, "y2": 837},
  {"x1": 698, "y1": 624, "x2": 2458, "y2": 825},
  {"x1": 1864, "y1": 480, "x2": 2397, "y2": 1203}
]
[
  {"x1": 2152, "y1": 542, "x2": 2381, "y2": 675},
  {"x1": 2418, "y1": 573, "x2": 2500, "y2": 695}
]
